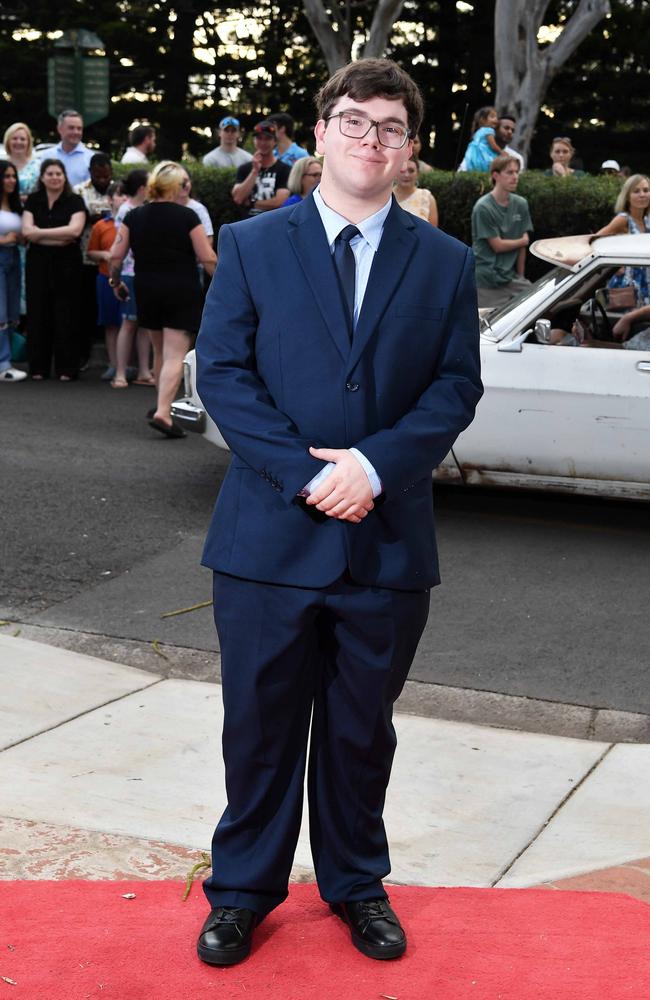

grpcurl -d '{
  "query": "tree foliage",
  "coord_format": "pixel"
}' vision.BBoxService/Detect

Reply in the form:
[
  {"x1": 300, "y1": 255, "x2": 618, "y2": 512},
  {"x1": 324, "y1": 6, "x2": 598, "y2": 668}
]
[
  {"x1": 494, "y1": 0, "x2": 611, "y2": 161},
  {"x1": 0, "y1": 0, "x2": 648, "y2": 170}
]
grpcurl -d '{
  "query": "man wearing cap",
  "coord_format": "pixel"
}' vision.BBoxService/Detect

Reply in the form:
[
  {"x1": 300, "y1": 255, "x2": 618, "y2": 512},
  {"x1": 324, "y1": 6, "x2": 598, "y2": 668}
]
[
  {"x1": 601, "y1": 159, "x2": 622, "y2": 176},
  {"x1": 231, "y1": 120, "x2": 290, "y2": 217},
  {"x1": 203, "y1": 117, "x2": 253, "y2": 169}
]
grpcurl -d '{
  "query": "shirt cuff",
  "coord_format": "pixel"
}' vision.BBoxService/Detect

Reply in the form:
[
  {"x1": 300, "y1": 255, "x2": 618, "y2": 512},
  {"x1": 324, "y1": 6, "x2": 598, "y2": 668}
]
[
  {"x1": 300, "y1": 462, "x2": 335, "y2": 497},
  {"x1": 299, "y1": 450, "x2": 383, "y2": 499},
  {"x1": 350, "y1": 447, "x2": 383, "y2": 498}
]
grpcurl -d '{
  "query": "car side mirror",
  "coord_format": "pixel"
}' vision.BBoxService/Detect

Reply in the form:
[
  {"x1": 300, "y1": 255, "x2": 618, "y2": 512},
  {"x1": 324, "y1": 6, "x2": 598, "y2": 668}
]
[{"x1": 534, "y1": 318, "x2": 552, "y2": 344}]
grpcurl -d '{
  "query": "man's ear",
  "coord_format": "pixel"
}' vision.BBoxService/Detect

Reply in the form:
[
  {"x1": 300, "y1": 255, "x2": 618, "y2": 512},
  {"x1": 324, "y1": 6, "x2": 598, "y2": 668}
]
[{"x1": 314, "y1": 119, "x2": 326, "y2": 156}]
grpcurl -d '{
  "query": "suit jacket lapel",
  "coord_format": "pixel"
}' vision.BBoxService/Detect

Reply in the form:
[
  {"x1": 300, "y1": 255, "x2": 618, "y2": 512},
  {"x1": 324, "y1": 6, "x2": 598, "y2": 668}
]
[
  {"x1": 348, "y1": 199, "x2": 418, "y2": 371},
  {"x1": 287, "y1": 197, "x2": 351, "y2": 361}
]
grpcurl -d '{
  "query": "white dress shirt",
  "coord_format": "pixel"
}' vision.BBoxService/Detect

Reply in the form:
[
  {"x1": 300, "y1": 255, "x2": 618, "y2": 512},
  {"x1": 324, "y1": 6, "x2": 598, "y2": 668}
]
[
  {"x1": 51, "y1": 141, "x2": 94, "y2": 187},
  {"x1": 302, "y1": 187, "x2": 390, "y2": 498}
]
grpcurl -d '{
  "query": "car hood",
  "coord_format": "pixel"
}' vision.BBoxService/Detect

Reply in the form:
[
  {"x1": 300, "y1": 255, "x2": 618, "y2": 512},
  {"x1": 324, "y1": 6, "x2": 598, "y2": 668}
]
[
  {"x1": 530, "y1": 234, "x2": 596, "y2": 269},
  {"x1": 531, "y1": 232, "x2": 650, "y2": 270}
]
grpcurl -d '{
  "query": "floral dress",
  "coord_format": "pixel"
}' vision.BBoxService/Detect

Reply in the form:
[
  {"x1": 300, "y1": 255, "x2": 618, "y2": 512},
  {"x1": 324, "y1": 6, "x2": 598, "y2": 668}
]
[
  {"x1": 397, "y1": 188, "x2": 436, "y2": 222},
  {"x1": 17, "y1": 158, "x2": 40, "y2": 199},
  {"x1": 607, "y1": 212, "x2": 650, "y2": 304}
]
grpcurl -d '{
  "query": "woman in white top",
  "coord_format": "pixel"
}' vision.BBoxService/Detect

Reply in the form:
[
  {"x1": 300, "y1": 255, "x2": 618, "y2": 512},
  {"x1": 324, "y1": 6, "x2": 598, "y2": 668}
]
[
  {"x1": 393, "y1": 157, "x2": 438, "y2": 226},
  {"x1": 3, "y1": 123, "x2": 40, "y2": 318},
  {"x1": 0, "y1": 160, "x2": 26, "y2": 381}
]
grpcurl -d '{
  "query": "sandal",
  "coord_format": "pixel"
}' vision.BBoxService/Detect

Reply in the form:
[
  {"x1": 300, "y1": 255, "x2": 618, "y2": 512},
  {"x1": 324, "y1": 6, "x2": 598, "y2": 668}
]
[
  {"x1": 110, "y1": 377, "x2": 129, "y2": 389},
  {"x1": 133, "y1": 375, "x2": 156, "y2": 386}
]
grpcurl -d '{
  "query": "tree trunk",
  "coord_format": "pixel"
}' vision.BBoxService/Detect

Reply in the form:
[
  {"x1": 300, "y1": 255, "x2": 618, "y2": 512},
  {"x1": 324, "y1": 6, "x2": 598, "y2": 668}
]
[
  {"x1": 158, "y1": 0, "x2": 199, "y2": 159},
  {"x1": 494, "y1": 0, "x2": 610, "y2": 161},
  {"x1": 302, "y1": 0, "x2": 405, "y2": 73}
]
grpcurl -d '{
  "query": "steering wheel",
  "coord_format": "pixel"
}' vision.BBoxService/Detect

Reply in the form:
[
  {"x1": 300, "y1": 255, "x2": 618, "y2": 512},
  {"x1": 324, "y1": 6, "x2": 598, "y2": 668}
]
[{"x1": 589, "y1": 296, "x2": 612, "y2": 341}]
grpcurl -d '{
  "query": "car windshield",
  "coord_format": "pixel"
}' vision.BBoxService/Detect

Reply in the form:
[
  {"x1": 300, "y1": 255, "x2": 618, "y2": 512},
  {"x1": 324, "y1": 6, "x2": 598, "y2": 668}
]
[{"x1": 479, "y1": 266, "x2": 570, "y2": 336}]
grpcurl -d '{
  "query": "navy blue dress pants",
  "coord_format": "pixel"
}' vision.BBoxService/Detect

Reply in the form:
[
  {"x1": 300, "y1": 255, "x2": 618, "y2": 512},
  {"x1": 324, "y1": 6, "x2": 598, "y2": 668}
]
[{"x1": 203, "y1": 571, "x2": 430, "y2": 918}]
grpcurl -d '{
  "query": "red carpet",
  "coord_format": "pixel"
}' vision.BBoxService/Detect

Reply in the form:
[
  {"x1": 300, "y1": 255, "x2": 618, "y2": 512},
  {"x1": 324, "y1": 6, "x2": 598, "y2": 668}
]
[{"x1": 2, "y1": 881, "x2": 649, "y2": 998}]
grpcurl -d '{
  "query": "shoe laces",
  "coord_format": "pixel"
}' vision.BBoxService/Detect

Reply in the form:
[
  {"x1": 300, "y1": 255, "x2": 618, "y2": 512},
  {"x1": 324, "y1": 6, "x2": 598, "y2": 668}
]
[
  {"x1": 214, "y1": 906, "x2": 246, "y2": 924},
  {"x1": 358, "y1": 899, "x2": 392, "y2": 922}
]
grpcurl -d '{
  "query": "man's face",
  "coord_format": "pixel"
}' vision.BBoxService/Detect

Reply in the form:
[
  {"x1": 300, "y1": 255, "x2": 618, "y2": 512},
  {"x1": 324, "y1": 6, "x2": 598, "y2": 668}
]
[
  {"x1": 314, "y1": 94, "x2": 412, "y2": 202},
  {"x1": 90, "y1": 164, "x2": 112, "y2": 193},
  {"x1": 144, "y1": 131, "x2": 156, "y2": 154},
  {"x1": 57, "y1": 115, "x2": 83, "y2": 148},
  {"x1": 220, "y1": 125, "x2": 239, "y2": 146},
  {"x1": 253, "y1": 132, "x2": 275, "y2": 157},
  {"x1": 494, "y1": 162, "x2": 520, "y2": 193},
  {"x1": 497, "y1": 118, "x2": 515, "y2": 146}
]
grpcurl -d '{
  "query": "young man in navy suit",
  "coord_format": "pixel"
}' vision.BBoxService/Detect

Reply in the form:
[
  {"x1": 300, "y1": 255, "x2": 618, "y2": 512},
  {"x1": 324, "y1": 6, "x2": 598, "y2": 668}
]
[{"x1": 195, "y1": 58, "x2": 482, "y2": 965}]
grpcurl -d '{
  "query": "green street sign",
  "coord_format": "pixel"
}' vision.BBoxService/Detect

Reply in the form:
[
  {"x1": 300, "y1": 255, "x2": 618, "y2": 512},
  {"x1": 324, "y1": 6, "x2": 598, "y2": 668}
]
[
  {"x1": 47, "y1": 55, "x2": 76, "y2": 117},
  {"x1": 47, "y1": 32, "x2": 109, "y2": 126},
  {"x1": 80, "y1": 58, "x2": 109, "y2": 125}
]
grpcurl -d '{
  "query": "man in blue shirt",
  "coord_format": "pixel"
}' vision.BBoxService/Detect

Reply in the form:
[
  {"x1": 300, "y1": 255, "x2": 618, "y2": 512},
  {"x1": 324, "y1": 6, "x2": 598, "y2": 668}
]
[
  {"x1": 268, "y1": 112, "x2": 309, "y2": 166},
  {"x1": 51, "y1": 109, "x2": 94, "y2": 187}
]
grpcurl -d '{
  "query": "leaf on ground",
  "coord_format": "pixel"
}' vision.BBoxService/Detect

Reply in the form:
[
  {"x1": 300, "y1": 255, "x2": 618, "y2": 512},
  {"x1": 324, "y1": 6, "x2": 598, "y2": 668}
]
[
  {"x1": 182, "y1": 851, "x2": 212, "y2": 901},
  {"x1": 1, "y1": 977, "x2": 17, "y2": 985},
  {"x1": 160, "y1": 600, "x2": 211, "y2": 619},
  {"x1": 151, "y1": 640, "x2": 168, "y2": 660},
  {"x1": 122, "y1": 893, "x2": 137, "y2": 899}
]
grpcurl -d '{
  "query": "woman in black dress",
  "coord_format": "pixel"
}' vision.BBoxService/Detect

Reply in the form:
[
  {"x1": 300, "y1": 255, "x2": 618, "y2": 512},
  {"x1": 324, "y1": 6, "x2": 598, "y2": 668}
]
[
  {"x1": 22, "y1": 159, "x2": 86, "y2": 380},
  {"x1": 109, "y1": 161, "x2": 216, "y2": 437}
]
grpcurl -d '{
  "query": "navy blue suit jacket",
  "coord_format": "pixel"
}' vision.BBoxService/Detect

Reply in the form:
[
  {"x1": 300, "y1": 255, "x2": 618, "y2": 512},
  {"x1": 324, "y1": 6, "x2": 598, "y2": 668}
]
[{"x1": 196, "y1": 194, "x2": 482, "y2": 591}]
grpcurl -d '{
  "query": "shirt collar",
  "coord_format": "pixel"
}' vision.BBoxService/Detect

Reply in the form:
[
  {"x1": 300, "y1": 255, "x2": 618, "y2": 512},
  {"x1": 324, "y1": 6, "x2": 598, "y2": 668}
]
[
  {"x1": 313, "y1": 185, "x2": 391, "y2": 252},
  {"x1": 55, "y1": 141, "x2": 87, "y2": 157}
]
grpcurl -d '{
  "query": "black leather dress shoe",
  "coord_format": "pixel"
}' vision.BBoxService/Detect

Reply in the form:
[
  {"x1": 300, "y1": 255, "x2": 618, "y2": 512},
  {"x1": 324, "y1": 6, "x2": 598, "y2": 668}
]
[
  {"x1": 197, "y1": 906, "x2": 257, "y2": 965},
  {"x1": 331, "y1": 898, "x2": 406, "y2": 960}
]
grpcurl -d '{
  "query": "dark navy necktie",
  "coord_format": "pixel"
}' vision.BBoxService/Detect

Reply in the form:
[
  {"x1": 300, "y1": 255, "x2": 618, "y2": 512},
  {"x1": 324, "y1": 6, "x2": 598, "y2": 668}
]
[{"x1": 333, "y1": 224, "x2": 360, "y2": 334}]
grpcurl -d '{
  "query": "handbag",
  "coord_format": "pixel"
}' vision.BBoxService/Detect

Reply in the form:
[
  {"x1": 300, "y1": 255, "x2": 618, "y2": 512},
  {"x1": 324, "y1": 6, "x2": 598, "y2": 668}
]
[{"x1": 10, "y1": 329, "x2": 27, "y2": 363}]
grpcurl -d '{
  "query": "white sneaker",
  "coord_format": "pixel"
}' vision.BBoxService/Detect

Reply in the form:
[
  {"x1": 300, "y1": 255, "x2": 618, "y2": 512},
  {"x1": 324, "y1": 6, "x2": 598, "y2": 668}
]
[{"x1": 0, "y1": 367, "x2": 27, "y2": 382}]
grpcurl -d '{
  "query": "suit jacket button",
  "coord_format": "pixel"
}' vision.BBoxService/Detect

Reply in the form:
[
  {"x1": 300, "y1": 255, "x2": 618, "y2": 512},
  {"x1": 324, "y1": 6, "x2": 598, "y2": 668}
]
[{"x1": 346, "y1": 381, "x2": 360, "y2": 392}]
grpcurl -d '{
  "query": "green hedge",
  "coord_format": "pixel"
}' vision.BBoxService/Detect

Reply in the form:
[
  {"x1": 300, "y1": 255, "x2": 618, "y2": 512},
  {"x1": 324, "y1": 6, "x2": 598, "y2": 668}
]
[
  {"x1": 112, "y1": 162, "x2": 623, "y2": 280},
  {"x1": 422, "y1": 170, "x2": 622, "y2": 280}
]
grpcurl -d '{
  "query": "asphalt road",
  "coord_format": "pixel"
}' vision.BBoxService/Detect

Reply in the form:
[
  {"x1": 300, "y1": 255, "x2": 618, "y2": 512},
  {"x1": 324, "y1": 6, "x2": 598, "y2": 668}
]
[{"x1": 2, "y1": 366, "x2": 649, "y2": 739}]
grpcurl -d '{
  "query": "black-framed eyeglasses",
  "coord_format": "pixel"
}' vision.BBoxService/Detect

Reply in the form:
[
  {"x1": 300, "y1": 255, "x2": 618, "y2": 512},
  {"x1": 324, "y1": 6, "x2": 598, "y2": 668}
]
[
  {"x1": 304, "y1": 171, "x2": 322, "y2": 177},
  {"x1": 326, "y1": 111, "x2": 411, "y2": 149}
]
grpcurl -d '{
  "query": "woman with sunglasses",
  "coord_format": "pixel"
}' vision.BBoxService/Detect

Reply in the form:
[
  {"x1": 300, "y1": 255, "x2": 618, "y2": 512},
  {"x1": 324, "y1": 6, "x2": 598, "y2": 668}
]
[{"x1": 284, "y1": 157, "x2": 323, "y2": 206}]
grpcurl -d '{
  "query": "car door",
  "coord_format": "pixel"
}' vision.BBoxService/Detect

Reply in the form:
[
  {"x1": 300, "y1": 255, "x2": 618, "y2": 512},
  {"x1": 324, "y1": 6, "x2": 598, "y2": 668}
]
[{"x1": 454, "y1": 333, "x2": 650, "y2": 490}]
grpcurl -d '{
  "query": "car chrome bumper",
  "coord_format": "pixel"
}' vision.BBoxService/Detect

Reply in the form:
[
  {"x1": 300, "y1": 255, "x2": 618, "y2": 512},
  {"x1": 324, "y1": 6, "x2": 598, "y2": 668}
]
[{"x1": 170, "y1": 398, "x2": 206, "y2": 433}]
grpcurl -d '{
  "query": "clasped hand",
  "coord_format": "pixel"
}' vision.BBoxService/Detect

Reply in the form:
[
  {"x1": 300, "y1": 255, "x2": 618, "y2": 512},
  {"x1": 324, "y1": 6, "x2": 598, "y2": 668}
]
[{"x1": 306, "y1": 447, "x2": 374, "y2": 524}]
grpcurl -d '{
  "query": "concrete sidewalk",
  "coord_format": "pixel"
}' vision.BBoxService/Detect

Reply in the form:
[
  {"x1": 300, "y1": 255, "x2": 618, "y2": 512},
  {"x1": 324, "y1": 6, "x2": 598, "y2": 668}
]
[{"x1": 1, "y1": 634, "x2": 649, "y2": 904}]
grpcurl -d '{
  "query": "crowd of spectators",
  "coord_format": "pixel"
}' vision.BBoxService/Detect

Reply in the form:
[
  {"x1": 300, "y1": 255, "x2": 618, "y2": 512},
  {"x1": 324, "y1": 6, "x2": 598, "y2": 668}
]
[{"x1": 0, "y1": 99, "x2": 646, "y2": 401}]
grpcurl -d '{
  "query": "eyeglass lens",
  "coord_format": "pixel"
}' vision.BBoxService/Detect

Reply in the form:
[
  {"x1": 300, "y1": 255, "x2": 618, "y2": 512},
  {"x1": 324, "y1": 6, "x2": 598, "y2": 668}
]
[{"x1": 338, "y1": 113, "x2": 408, "y2": 148}]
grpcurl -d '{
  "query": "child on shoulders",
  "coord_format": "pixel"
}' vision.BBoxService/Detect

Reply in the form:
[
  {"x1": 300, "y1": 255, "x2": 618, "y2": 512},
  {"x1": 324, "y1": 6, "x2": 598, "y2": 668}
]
[{"x1": 461, "y1": 106, "x2": 501, "y2": 172}]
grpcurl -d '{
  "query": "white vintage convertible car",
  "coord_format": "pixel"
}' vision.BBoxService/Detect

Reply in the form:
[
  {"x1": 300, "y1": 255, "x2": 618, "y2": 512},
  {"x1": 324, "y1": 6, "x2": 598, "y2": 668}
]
[{"x1": 172, "y1": 233, "x2": 650, "y2": 502}]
